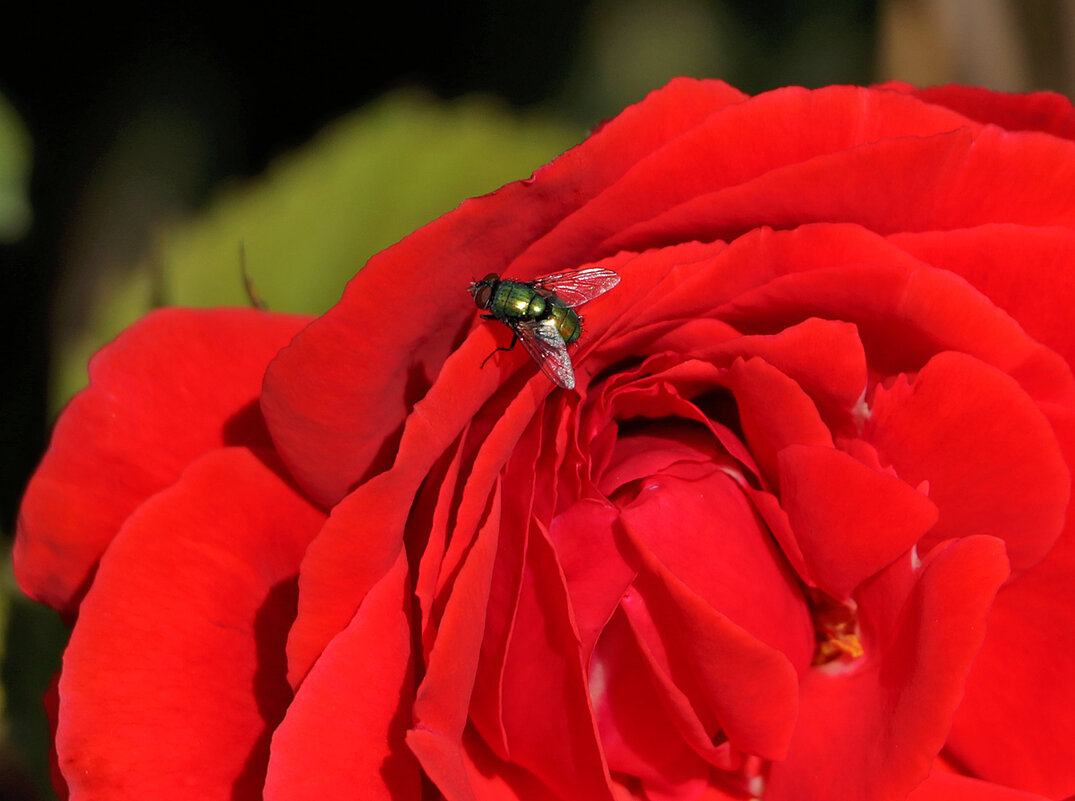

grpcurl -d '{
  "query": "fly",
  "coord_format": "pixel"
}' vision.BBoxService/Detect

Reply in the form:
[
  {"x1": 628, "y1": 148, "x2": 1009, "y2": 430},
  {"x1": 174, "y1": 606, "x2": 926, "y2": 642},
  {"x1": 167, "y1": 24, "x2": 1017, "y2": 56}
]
[{"x1": 468, "y1": 266, "x2": 621, "y2": 390}]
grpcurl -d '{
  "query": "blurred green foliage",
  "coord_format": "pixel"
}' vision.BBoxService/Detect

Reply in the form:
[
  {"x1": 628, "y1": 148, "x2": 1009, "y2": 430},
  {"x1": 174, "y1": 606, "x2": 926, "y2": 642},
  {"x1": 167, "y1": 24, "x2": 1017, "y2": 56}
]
[
  {"x1": 0, "y1": 92, "x2": 32, "y2": 243},
  {"x1": 50, "y1": 91, "x2": 583, "y2": 412}
]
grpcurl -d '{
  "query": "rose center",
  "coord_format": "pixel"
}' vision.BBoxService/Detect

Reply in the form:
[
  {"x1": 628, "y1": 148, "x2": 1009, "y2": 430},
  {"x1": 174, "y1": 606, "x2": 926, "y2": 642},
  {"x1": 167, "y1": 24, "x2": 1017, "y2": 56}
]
[{"x1": 808, "y1": 590, "x2": 864, "y2": 666}]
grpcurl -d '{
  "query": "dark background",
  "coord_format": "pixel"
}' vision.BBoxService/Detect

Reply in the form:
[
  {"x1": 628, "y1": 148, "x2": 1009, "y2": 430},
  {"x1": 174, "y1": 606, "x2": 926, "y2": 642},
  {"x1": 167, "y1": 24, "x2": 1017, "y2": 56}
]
[{"x1": 2, "y1": 1, "x2": 1071, "y2": 798}]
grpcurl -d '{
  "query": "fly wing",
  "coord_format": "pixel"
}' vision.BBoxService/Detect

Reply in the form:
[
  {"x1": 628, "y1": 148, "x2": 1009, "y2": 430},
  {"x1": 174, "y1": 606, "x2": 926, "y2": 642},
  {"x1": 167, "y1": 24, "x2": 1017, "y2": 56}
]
[
  {"x1": 514, "y1": 319, "x2": 576, "y2": 390},
  {"x1": 532, "y1": 267, "x2": 620, "y2": 308}
]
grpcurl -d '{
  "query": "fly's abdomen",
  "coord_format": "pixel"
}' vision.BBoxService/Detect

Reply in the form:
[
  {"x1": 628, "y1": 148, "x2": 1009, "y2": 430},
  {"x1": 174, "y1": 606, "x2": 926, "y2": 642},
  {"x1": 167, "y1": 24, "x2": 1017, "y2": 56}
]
[
  {"x1": 548, "y1": 304, "x2": 582, "y2": 343},
  {"x1": 494, "y1": 281, "x2": 547, "y2": 320}
]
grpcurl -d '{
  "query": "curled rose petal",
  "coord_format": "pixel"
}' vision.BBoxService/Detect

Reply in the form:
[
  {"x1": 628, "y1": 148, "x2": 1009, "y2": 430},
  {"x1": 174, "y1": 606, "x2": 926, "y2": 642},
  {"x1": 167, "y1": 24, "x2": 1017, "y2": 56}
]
[
  {"x1": 865, "y1": 351, "x2": 1069, "y2": 572},
  {"x1": 488, "y1": 523, "x2": 615, "y2": 800},
  {"x1": 766, "y1": 536, "x2": 1010, "y2": 801},
  {"x1": 619, "y1": 513, "x2": 801, "y2": 762},
  {"x1": 546, "y1": 86, "x2": 983, "y2": 262},
  {"x1": 15, "y1": 308, "x2": 311, "y2": 617},
  {"x1": 942, "y1": 406, "x2": 1075, "y2": 798},
  {"x1": 619, "y1": 468, "x2": 813, "y2": 670},
  {"x1": 891, "y1": 225, "x2": 1075, "y2": 373},
  {"x1": 409, "y1": 482, "x2": 503, "y2": 800},
  {"x1": 602, "y1": 123, "x2": 1075, "y2": 253},
  {"x1": 55, "y1": 447, "x2": 325, "y2": 800},
  {"x1": 264, "y1": 549, "x2": 419, "y2": 801},
  {"x1": 885, "y1": 81, "x2": 1075, "y2": 139},
  {"x1": 778, "y1": 444, "x2": 938, "y2": 598},
  {"x1": 589, "y1": 611, "x2": 710, "y2": 800}
]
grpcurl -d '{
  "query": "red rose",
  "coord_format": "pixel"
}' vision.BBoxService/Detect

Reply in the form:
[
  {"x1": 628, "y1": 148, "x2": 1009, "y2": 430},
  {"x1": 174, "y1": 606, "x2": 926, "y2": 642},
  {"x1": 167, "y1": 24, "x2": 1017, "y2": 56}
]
[{"x1": 16, "y1": 79, "x2": 1075, "y2": 801}]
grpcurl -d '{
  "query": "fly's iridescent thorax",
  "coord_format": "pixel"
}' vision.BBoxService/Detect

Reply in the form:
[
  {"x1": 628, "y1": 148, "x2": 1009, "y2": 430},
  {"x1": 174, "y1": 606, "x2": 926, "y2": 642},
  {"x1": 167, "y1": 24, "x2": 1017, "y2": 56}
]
[
  {"x1": 494, "y1": 280, "x2": 549, "y2": 321},
  {"x1": 490, "y1": 280, "x2": 580, "y2": 341}
]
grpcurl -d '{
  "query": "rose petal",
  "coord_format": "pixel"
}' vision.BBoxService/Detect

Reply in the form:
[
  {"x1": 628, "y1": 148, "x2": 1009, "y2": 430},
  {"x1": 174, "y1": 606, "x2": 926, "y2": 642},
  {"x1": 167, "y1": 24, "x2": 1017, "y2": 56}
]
[
  {"x1": 490, "y1": 523, "x2": 615, "y2": 800},
  {"x1": 547, "y1": 498, "x2": 634, "y2": 667},
  {"x1": 263, "y1": 324, "x2": 502, "y2": 508},
  {"x1": 470, "y1": 412, "x2": 547, "y2": 756},
  {"x1": 891, "y1": 82, "x2": 1075, "y2": 139},
  {"x1": 602, "y1": 316, "x2": 868, "y2": 445},
  {"x1": 414, "y1": 435, "x2": 469, "y2": 658},
  {"x1": 264, "y1": 549, "x2": 419, "y2": 801},
  {"x1": 283, "y1": 469, "x2": 416, "y2": 688},
  {"x1": 599, "y1": 372, "x2": 762, "y2": 483},
  {"x1": 607, "y1": 224, "x2": 1067, "y2": 416},
  {"x1": 506, "y1": 78, "x2": 748, "y2": 278},
  {"x1": 619, "y1": 618, "x2": 739, "y2": 770},
  {"x1": 865, "y1": 351, "x2": 1069, "y2": 571},
  {"x1": 521, "y1": 85, "x2": 978, "y2": 266},
  {"x1": 433, "y1": 384, "x2": 550, "y2": 628},
  {"x1": 603, "y1": 125, "x2": 1075, "y2": 253},
  {"x1": 620, "y1": 468, "x2": 813, "y2": 670},
  {"x1": 778, "y1": 444, "x2": 939, "y2": 599},
  {"x1": 598, "y1": 420, "x2": 725, "y2": 496},
  {"x1": 693, "y1": 783, "x2": 765, "y2": 801},
  {"x1": 408, "y1": 484, "x2": 502, "y2": 800},
  {"x1": 724, "y1": 357, "x2": 834, "y2": 487},
  {"x1": 601, "y1": 240, "x2": 731, "y2": 336},
  {"x1": 42, "y1": 675, "x2": 66, "y2": 800},
  {"x1": 54, "y1": 447, "x2": 325, "y2": 800},
  {"x1": 943, "y1": 405, "x2": 1075, "y2": 799},
  {"x1": 765, "y1": 536, "x2": 1010, "y2": 801},
  {"x1": 740, "y1": 486, "x2": 811, "y2": 591},
  {"x1": 906, "y1": 770, "x2": 1053, "y2": 801},
  {"x1": 624, "y1": 224, "x2": 916, "y2": 329},
  {"x1": 590, "y1": 611, "x2": 709, "y2": 800},
  {"x1": 619, "y1": 520, "x2": 800, "y2": 761},
  {"x1": 709, "y1": 231, "x2": 1060, "y2": 385},
  {"x1": 460, "y1": 728, "x2": 563, "y2": 801},
  {"x1": 891, "y1": 225, "x2": 1075, "y2": 376},
  {"x1": 284, "y1": 342, "x2": 548, "y2": 686},
  {"x1": 420, "y1": 387, "x2": 565, "y2": 768},
  {"x1": 716, "y1": 318, "x2": 867, "y2": 425},
  {"x1": 14, "y1": 308, "x2": 310, "y2": 617}
]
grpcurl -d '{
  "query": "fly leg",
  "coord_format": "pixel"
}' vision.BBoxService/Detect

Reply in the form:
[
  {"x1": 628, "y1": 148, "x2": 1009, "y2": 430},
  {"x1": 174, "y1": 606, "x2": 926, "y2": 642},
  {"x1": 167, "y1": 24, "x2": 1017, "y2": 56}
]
[{"x1": 480, "y1": 331, "x2": 518, "y2": 368}]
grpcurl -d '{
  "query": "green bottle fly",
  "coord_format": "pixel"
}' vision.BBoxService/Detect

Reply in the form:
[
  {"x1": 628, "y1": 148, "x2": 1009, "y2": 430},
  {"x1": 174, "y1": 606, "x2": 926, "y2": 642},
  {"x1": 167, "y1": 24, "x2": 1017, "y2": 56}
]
[{"x1": 468, "y1": 267, "x2": 620, "y2": 389}]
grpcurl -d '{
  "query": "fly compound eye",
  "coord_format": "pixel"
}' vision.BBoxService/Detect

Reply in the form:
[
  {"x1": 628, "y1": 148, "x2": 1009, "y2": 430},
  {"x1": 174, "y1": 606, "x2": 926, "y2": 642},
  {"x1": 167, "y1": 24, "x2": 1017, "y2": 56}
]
[
  {"x1": 473, "y1": 284, "x2": 493, "y2": 309},
  {"x1": 470, "y1": 273, "x2": 500, "y2": 309}
]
